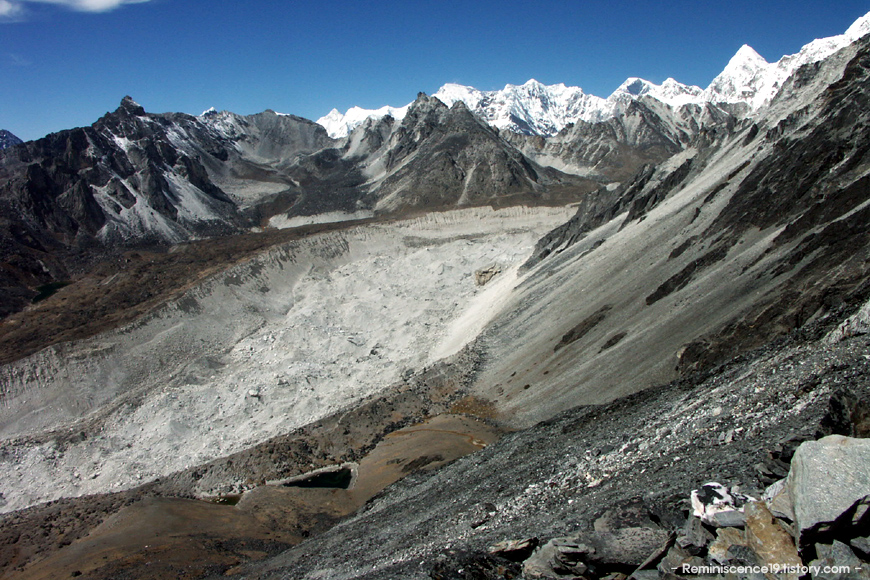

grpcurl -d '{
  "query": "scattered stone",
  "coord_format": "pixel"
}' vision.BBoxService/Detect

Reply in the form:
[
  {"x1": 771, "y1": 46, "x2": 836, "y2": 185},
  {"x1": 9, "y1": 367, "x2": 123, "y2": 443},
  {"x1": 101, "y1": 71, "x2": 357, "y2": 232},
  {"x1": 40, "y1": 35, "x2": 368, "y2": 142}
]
[
  {"x1": 523, "y1": 540, "x2": 575, "y2": 579},
  {"x1": 724, "y1": 544, "x2": 767, "y2": 580},
  {"x1": 787, "y1": 436, "x2": 870, "y2": 550},
  {"x1": 474, "y1": 265, "x2": 502, "y2": 286},
  {"x1": 826, "y1": 300, "x2": 870, "y2": 343},
  {"x1": 677, "y1": 516, "x2": 715, "y2": 555},
  {"x1": 763, "y1": 478, "x2": 795, "y2": 522},
  {"x1": 629, "y1": 531, "x2": 675, "y2": 577},
  {"x1": 657, "y1": 544, "x2": 705, "y2": 577},
  {"x1": 849, "y1": 536, "x2": 870, "y2": 559},
  {"x1": 524, "y1": 528, "x2": 670, "y2": 579},
  {"x1": 707, "y1": 509, "x2": 747, "y2": 528},
  {"x1": 551, "y1": 540, "x2": 593, "y2": 576},
  {"x1": 594, "y1": 500, "x2": 660, "y2": 532},
  {"x1": 488, "y1": 538, "x2": 539, "y2": 562},
  {"x1": 429, "y1": 548, "x2": 521, "y2": 580},
  {"x1": 743, "y1": 501, "x2": 802, "y2": 580},
  {"x1": 757, "y1": 459, "x2": 792, "y2": 487}
]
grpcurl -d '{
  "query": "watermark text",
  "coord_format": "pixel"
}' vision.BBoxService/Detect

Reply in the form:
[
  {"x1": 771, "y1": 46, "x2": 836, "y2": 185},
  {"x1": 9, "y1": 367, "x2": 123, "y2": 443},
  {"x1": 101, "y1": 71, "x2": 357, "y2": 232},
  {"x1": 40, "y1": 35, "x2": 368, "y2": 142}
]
[{"x1": 678, "y1": 564, "x2": 863, "y2": 575}]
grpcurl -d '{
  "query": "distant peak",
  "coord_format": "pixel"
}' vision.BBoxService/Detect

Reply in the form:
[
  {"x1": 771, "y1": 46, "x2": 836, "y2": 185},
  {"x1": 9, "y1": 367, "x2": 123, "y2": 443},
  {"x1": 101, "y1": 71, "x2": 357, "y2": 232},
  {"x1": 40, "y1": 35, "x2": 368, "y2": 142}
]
[
  {"x1": 0, "y1": 129, "x2": 23, "y2": 150},
  {"x1": 200, "y1": 107, "x2": 218, "y2": 117},
  {"x1": 730, "y1": 44, "x2": 768, "y2": 66},
  {"x1": 618, "y1": 77, "x2": 652, "y2": 96},
  {"x1": 119, "y1": 96, "x2": 145, "y2": 116}
]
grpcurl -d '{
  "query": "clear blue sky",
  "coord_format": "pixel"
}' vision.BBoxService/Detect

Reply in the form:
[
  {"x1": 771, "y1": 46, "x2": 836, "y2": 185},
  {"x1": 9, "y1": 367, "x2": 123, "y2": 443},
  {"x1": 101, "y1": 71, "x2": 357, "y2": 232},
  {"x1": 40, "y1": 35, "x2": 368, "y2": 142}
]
[{"x1": 1, "y1": 0, "x2": 869, "y2": 141}]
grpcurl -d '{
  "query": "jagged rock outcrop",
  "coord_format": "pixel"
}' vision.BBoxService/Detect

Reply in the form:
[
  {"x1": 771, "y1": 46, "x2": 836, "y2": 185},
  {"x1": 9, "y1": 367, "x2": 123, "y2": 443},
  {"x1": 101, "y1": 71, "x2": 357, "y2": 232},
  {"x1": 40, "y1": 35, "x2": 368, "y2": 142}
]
[
  {"x1": 353, "y1": 94, "x2": 593, "y2": 213},
  {"x1": 0, "y1": 98, "x2": 244, "y2": 314}
]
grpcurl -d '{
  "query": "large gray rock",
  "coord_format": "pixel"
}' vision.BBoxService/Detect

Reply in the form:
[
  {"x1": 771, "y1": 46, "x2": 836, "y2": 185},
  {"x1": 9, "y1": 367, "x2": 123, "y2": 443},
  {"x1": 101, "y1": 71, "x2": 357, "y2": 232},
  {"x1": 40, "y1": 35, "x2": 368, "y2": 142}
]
[
  {"x1": 809, "y1": 541, "x2": 870, "y2": 580},
  {"x1": 487, "y1": 537, "x2": 538, "y2": 562},
  {"x1": 676, "y1": 516, "x2": 715, "y2": 555},
  {"x1": 787, "y1": 436, "x2": 870, "y2": 550}
]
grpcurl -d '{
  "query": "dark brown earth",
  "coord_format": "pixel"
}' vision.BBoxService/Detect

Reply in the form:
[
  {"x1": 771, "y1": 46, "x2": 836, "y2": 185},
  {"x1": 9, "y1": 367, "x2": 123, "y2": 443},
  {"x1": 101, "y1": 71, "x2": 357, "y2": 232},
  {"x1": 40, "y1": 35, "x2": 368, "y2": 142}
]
[{"x1": 5, "y1": 414, "x2": 500, "y2": 580}]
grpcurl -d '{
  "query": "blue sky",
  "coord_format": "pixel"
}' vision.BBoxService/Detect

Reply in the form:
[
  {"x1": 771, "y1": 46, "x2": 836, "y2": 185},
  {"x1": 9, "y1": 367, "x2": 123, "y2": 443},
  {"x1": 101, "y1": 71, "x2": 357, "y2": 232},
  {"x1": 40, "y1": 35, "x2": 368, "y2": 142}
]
[{"x1": 1, "y1": 0, "x2": 869, "y2": 141}]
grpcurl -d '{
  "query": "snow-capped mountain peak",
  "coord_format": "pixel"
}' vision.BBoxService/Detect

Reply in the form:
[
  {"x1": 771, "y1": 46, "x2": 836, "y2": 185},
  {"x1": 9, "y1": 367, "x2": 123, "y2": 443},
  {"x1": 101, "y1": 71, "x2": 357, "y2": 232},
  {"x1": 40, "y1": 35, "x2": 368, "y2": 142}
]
[
  {"x1": 318, "y1": 10, "x2": 870, "y2": 137},
  {"x1": 609, "y1": 77, "x2": 704, "y2": 108},
  {"x1": 432, "y1": 83, "x2": 487, "y2": 111},
  {"x1": 433, "y1": 79, "x2": 610, "y2": 136},
  {"x1": 704, "y1": 44, "x2": 770, "y2": 105},
  {"x1": 845, "y1": 10, "x2": 870, "y2": 39},
  {"x1": 316, "y1": 104, "x2": 410, "y2": 139},
  {"x1": 704, "y1": 13, "x2": 870, "y2": 109}
]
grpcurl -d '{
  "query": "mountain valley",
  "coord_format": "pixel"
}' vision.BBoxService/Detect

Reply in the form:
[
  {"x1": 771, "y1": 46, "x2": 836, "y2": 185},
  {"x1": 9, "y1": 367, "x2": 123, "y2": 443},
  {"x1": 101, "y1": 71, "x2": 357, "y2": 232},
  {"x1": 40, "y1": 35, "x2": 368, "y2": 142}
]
[{"x1": 1, "y1": 12, "x2": 870, "y2": 580}]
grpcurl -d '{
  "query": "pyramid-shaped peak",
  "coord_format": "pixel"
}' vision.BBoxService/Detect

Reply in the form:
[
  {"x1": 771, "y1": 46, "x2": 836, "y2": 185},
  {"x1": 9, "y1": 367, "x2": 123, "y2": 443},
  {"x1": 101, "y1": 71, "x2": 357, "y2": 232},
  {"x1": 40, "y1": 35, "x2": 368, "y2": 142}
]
[
  {"x1": 729, "y1": 45, "x2": 769, "y2": 67},
  {"x1": 617, "y1": 77, "x2": 653, "y2": 96},
  {"x1": 119, "y1": 96, "x2": 145, "y2": 115}
]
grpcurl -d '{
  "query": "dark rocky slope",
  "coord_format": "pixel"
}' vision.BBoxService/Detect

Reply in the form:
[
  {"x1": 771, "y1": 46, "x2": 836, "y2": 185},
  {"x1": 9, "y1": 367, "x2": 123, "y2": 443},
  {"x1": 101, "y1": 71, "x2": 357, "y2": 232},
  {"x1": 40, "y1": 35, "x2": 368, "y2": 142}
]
[
  {"x1": 241, "y1": 328, "x2": 870, "y2": 580},
  {"x1": 506, "y1": 98, "x2": 736, "y2": 182}
]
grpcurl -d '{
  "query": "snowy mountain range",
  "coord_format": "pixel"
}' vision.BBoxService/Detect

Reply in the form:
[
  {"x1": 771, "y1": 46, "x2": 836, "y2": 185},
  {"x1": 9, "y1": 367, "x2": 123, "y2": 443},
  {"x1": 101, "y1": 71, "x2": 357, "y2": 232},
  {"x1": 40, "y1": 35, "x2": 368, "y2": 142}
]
[{"x1": 318, "y1": 10, "x2": 870, "y2": 138}]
